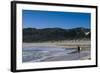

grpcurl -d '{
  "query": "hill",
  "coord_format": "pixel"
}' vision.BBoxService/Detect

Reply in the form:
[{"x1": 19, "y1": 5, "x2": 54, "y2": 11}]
[{"x1": 23, "y1": 27, "x2": 90, "y2": 42}]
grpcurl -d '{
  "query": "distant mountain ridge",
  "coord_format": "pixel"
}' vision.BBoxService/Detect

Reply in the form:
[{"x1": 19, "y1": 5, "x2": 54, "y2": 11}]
[{"x1": 23, "y1": 27, "x2": 90, "y2": 42}]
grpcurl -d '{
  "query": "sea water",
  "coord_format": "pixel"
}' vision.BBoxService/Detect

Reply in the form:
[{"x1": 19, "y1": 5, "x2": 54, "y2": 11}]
[{"x1": 22, "y1": 47, "x2": 77, "y2": 62}]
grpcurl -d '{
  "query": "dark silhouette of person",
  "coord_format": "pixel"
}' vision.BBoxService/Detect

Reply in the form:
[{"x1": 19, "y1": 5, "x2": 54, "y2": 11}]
[{"x1": 77, "y1": 46, "x2": 81, "y2": 53}]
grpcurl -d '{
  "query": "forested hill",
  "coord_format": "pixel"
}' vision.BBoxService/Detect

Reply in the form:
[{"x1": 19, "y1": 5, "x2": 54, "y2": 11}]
[{"x1": 23, "y1": 27, "x2": 90, "y2": 42}]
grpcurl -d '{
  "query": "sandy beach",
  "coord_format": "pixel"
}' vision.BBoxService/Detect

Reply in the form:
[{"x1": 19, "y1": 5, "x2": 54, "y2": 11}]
[
  {"x1": 22, "y1": 40, "x2": 91, "y2": 62},
  {"x1": 23, "y1": 40, "x2": 90, "y2": 50}
]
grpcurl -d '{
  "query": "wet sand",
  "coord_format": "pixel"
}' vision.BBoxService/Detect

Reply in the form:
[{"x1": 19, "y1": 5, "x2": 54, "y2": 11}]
[
  {"x1": 23, "y1": 40, "x2": 91, "y2": 62},
  {"x1": 41, "y1": 51, "x2": 91, "y2": 62},
  {"x1": 27, "y1": 50, "x2": 90, "y2": 62}
]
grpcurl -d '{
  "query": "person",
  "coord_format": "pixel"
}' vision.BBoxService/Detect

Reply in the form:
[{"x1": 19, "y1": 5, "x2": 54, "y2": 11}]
[
  {"x1": 77, "y1": 46, "x2": 81, "y2": 59},
  {"x1": 77, "y1": 46, "x2": 81, "y2": 53}
]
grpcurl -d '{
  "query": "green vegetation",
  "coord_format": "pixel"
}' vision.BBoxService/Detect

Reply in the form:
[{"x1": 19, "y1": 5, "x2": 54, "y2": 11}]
[{"x1": 23, "y1": 27, "x2": 90, "y2": 42}]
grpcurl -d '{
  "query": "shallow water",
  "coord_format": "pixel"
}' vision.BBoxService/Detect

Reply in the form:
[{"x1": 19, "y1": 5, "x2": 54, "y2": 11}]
[{"x1": 22, "y1": 47, "x2": 77, "y2": 62}]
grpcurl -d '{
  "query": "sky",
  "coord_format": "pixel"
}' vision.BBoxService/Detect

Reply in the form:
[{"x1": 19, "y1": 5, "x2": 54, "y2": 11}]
[{"x1": 22, "y1": 10, "x2": 91, "y2": 29}]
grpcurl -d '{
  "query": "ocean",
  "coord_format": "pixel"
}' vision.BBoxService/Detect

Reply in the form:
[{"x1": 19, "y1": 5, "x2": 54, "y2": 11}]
[{"x1": 22, "y1": 47, "x2": 77, "y2": 62}]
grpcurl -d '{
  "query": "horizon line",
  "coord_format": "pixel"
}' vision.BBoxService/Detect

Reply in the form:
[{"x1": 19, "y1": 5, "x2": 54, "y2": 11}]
[{"x1": 23, "y1": 27, "x2": 90, "y2": 29}]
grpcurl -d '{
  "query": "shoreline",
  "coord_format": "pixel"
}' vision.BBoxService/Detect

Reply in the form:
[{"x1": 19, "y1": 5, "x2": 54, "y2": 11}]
[
  {"x1": 24, "y1": 51, "x2": 91, "y2": 63},
  {"x1": 22, "y1": 40, "x2": 91, "y2": 62},
  {"x1": 23, "y1": 40, "x2": 91, "y2": 50}
]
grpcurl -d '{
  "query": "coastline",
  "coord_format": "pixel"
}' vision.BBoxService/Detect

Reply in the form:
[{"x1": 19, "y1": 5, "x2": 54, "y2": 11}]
[
  {"x1": 23, "y1": 40, "x2": 90, "y2": 50},
  {"x1": 22, "y1": 40, "x2": 91, "y2": 62}
]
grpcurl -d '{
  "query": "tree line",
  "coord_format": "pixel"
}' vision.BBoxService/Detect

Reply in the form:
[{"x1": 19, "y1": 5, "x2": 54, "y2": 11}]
[{"x1": 23, "y1": 27, "x2": 90, "y2": 42}]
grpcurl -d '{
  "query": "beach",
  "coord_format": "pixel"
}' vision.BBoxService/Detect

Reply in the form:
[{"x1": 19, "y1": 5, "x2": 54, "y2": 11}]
[
  {"x1": 22, "y1": 40, "x2": 91, "y2": 62},
  {"x1": 23, "y1": 40, "x2": 90, "y2": 50}
]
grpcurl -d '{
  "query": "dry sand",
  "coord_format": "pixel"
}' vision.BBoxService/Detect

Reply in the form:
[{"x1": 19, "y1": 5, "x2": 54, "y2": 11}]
[{"x1": 23, "y1": 40, "x2": 90, "y2": 50}]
